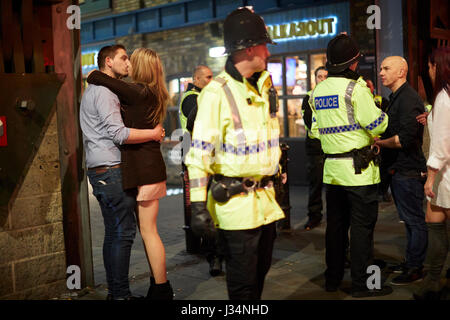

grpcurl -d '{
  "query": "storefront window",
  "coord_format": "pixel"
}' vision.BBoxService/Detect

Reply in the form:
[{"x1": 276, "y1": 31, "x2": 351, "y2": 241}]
[
  {"x1": 286, "y1": 56, "x2": 307, "y2": 96},
  {"x1": 268, "y1": 52, "x2": 326, "y2": 138},
  {"x1": 310, "y1": 53, "x2": 327, "y2": 89},
  {"x1": 268, "y1": 58, "x2": 284, "y2": 96}
]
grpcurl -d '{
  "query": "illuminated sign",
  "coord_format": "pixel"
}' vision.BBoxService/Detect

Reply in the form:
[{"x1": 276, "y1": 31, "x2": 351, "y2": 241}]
[
  {"x1": 267, "y1": 17, "x2": 337, "y2": 42},
  {"x1": 82, "y1": 51, "x2": 97, "y2": 68}
]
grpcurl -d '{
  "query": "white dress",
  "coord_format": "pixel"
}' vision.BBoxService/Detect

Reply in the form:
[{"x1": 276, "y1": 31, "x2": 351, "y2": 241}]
[{"x1": 427, "y1": 89, "x2": 450, "y2": 208}]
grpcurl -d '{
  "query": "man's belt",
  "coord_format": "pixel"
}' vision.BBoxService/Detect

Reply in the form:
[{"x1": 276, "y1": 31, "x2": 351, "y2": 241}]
[
  {"x1": 324, "y1": 145, "x2": 380, "y2": 174},
  {"x1": 88, "y1": 164, "x2": 121, "y2": 174},
  {"x1": 210, "y1": 174, "x2": 275, "y2": 203}
]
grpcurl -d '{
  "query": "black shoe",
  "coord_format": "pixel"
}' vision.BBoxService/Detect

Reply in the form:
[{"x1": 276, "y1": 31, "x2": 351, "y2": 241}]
[
  {"x1": 390, "y1": 267, "x2": 424, "y2": 286},
  {"x1": 304, "y1": 215, "x2": 322, "y2": 231},
  {"x1": 149, "y1": 280, "x2": 174, "y2": 300},
  {"x1": 352, "y1": 286, "x2": 393, "y2": 298},
  {"x1": 372, "y1": 259, "x2": 387, "y2": 270},
  {"x1": 387, "y1": 262, "x2": 407, "y2": 274},
  {"x1": 145, "y1": 276, "x2": 156, "y2": 299},
  {"x1": 325, "y1": 281, "x2": 340, "y2": 292},
  {"x1": 209, "y1": 256, "x2": 223, "y2": 277}
]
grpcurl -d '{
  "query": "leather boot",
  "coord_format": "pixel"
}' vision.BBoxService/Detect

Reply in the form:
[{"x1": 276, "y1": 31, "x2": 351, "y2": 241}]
[
  {"x1": 414, "y1": 223, "x2": 448, "y2": 300},
  {"x1": 209, "y1": 256, "x2": 223, "y2": 277},
  {"x1": 145, "y1": 276, "x2": 156, "y2": 300},
  {"x1": 149, "y1": 280, "x2": 174, "y2": 300}
]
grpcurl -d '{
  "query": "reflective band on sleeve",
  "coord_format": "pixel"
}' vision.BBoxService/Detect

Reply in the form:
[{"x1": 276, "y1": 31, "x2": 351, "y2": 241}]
[
  {"x1": 319, "y1": 123, "x2": 362, "y2": 135},
  {"x1": 214, "y1": 77, "x2": 246, "y2": 146},
  {"x1": 190, "y1": 176, "x2": 209, "y2": 188},
  {"x1": 345, "y1": 81, "x2": 357, "y2": 125},
  {"x1": 191, "y1": 139, "x2": 215, "y2": 152},
  {"x1": 365, "y1": 112, "x2": 386, "y2": 130}
]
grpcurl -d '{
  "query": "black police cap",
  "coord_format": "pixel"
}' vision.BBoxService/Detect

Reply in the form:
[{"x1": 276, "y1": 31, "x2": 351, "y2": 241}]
[
  {"x1": 326, "y1": 34, "x2": 361, "y2": 73},
  {"x1": 223, "y1": 7, "x2": 276, "y2": 53}
]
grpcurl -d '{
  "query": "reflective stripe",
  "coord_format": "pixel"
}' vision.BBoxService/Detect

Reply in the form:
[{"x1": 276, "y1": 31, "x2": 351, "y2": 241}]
[
  {"x1": 214, "y1": 77, "x2": 246, "y2": 146},
  {"x1": 221, "y1": 139, "x2": 279, "y2": 155},
  {"x1": 345, "y1": 81, "x2": 357, "y2": 125},
  {"x1": 190, "y1": 176, "x2": 209, "y2": 188},
  {"x1": 319, "y1": 123, "x2": 362, "y2": 135},
  {"x1": 365, "y1": 112, "x2": 386, "y2": 130},
  {"x1": 179, "y1": 89, "x2": 199, "y2": 132},
  {"x1": 191, "y1": 139, "x2": 279, "y2": 155},
  {"x1": 191, "y1": 139, "x2": 215, "y2": 152}
]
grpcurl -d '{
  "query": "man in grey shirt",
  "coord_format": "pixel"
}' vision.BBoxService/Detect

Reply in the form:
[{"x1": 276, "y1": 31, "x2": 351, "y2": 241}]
[{"x1": 80, "y1": 44, "x2": 164, "y2": 300}]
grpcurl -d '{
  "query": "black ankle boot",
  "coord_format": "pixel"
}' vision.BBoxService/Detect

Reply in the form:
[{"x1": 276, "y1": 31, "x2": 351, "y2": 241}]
[
  {"x1": 146, "y1": 276, "x2": 156, "y2": 299},
  {"x1": 149, "y1": 280, "x2": 174, "y2": 300}
]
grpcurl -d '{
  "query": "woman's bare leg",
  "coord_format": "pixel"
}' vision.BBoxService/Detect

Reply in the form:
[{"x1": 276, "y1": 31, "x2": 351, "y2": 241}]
[{"x1": 137, "y1": 199, "x2": 167, "y2": 284}]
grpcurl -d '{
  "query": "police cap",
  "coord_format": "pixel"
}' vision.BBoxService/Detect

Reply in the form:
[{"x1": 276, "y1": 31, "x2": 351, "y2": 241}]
[
  {"x1": 326, "y1": 34, "x2": 361, "y2": 73},
  {"x1": 223, "y1": 7, "x2": 276, "y2": 53}
]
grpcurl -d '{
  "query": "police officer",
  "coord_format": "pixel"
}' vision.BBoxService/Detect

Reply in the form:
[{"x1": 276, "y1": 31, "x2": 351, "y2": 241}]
[
  {"x1": 185, "y1": 7, "x2": 285, "y2": 300},
  {"x1": 179, "y1": 65, "x2": 223, "y2": 277},
  {"x1": 179, "y1": 65, "x2": 213, "y2": 133},
  {"x1": 301, "y1": 66, "x2": 328, "y2": 230},
  {"x1": 309, "y1": 34, "x2": 392, "y2": 297}
]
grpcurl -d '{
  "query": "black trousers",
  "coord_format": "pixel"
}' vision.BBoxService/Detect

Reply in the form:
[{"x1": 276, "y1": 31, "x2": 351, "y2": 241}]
[
  {"x1": 306, "y1": 152, "x2": 324, "y2": 218},
  {"x1": 325, "y1": 184, "x2": 378, "y2": 291},
  {"x1": 218, "y1": 222, "x2": 277, "y2": 300}
]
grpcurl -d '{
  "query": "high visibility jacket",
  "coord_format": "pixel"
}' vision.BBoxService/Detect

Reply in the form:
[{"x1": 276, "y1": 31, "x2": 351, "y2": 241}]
[
  {"x1": 185, "y1": 70, "x2": 285, "y2": 230},
  {"x1": 309, "y1": 77, "x2": 388, "y2": 186},
  {"x1": 301, "y1": 90, "x2": 320, "y2": 140},
  {"x1": 179, "y1": 87, "x2": 200, "y2": 132}
]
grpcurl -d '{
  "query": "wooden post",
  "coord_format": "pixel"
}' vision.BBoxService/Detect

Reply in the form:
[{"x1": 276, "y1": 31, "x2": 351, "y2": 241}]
[{"x1": 52, "y1": 0, "x2": 94, "y2": 288}]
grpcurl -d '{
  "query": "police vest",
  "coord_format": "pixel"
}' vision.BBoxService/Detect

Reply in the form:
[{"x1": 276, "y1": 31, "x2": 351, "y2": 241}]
[
  {"x1": 185, "y1": 71, "x2": 285, "y2": 230},
  {"x1": 302, "y1": 90, "x2": 320, "y2": 140},
  {"x1": 179, "y1": 88, "x2": 200, "y2": 132},
  {"x1": 310, "y1": 77, "x2": 388, "y2": 186}
]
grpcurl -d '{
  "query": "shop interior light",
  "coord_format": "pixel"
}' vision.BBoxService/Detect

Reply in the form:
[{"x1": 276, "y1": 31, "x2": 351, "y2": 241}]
[{"x1": 209, "y1": 46, "x2": 226, "y2": 58}]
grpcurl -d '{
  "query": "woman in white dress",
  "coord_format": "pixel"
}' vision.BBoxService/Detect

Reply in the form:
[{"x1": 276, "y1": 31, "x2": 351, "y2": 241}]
[{"x1": 414, "y1": 47, "x2": 450, "y2": 300}]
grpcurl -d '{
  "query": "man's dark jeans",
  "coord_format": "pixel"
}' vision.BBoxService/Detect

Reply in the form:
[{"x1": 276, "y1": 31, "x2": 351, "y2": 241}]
[
  {"x1": 390, "y1": 172, "x2": 427, "y2": 269},
  {"x1": 87, "y1": 167, "x2": 137, "y2": 299},
  {"x1": 325, "y1": 184, "x2": 378, "y2": 292}
]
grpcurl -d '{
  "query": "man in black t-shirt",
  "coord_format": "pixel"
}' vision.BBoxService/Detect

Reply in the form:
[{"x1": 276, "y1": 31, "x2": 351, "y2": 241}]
[{"x1": 376, "y1": 56, "x2": 427, "y2": 286}]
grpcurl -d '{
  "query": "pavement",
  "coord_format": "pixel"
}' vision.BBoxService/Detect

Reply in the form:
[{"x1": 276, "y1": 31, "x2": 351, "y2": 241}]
[{"x1": 74, "y1": 184, "x2": 450, "y2": 301}]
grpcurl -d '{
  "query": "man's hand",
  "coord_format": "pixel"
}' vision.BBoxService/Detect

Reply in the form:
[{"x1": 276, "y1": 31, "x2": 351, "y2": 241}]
[
  {"x1": 190, "y1": 202, "x2": 216, "y2": 239},
  {"x1": 281, "y1": 173, "x2": 287, "y2": 184},
  {"x1": 416, "y1": 112, "x2": 429, "y2": 126}
]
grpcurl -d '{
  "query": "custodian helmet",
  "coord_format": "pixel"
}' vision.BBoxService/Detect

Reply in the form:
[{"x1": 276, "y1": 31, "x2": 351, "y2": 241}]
[
  {"x1": 223, "y1": 7, "x2": 276, "y2": 53},
  {"x1": 326, "y1": 34, "x2": 361, "y2": 73}
]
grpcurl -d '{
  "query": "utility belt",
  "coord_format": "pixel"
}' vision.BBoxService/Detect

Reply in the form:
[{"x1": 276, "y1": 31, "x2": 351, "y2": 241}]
[
  {"x1": 324, "y1": 145, "x2": 380, "y2": 174},
  {"x1": 210, "y1": 174, "x2": 276, "y2": 203}
]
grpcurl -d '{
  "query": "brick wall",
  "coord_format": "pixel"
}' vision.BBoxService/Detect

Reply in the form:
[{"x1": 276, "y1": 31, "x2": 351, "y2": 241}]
[
  {"x1": 113, "y1": 0, "x2": 141, "y2": 13},
  {"x1": 0, "y1": 113, "x2": 67, "y2": 299},
  {"x1": 113, "y1": 0, "x2": 180, "y2": 13}
]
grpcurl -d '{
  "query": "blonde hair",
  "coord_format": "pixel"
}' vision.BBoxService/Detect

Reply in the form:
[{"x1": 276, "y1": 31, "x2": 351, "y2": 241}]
[{"x1": 130, "y1": 48, "x2": 169, "y2": 124}]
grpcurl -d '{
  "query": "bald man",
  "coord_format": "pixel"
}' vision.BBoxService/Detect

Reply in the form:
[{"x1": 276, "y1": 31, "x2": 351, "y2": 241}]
[
  {"x1": 182, "y1": 66, "x2": 213, "y2": 133},
  {"x1": 375, "y1": 56, "x2": 427, "y2": 286}
]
